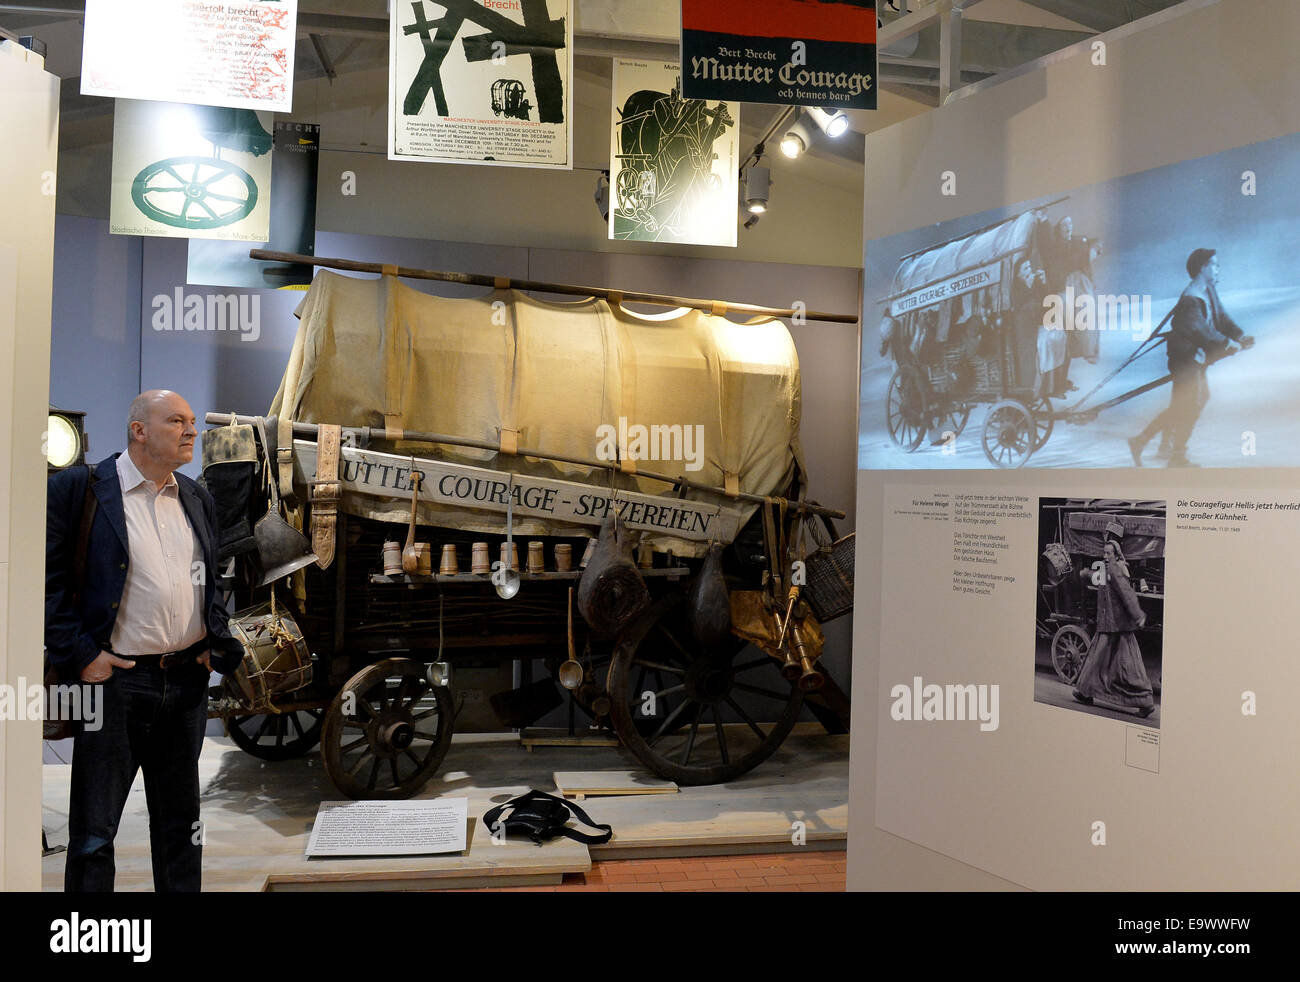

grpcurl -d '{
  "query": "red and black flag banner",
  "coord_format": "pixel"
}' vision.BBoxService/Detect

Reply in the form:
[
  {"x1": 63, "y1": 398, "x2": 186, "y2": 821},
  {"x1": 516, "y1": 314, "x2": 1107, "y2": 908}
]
[{"x1": 680, "y1": 0, "x2": 877, "y2": 110}]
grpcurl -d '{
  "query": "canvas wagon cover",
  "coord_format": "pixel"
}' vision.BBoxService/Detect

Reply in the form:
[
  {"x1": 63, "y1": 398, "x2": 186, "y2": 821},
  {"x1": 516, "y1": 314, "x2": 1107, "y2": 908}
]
[
  {"x1": 269, "y1": 271, "x2": 804, "y2": 553},
  {"x1": 888, "y1": 211, "x2": 1038, "y2": 301}
]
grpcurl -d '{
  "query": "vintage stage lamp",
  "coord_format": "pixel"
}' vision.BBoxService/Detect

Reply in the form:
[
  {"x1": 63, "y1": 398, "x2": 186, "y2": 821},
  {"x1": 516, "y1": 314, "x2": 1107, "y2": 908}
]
[
  {"x1": 808, "y1": 107, "x2": 850, "y2": 139},
  {"x1": 46, "y1": 408, "x2": 86, "y2": 471},
  {"x1": 780, "y1": 113, "x2": 814, "y2": 159},
  {"x1": 744, "y1": 165, "x2": 771, "y2": 214}
]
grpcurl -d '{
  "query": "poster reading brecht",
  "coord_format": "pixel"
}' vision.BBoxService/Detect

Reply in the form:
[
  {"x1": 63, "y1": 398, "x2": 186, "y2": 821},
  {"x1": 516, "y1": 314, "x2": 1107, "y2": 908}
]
[
  {"x1": 81, "y1": 0, "x2": 297, "y2": 112},
  {"x1": 610, "y1": 60, "x2": 740, "y2": 248},
  {"x1": 388, "y1": 0, "x2": 573, "y2": 169}
]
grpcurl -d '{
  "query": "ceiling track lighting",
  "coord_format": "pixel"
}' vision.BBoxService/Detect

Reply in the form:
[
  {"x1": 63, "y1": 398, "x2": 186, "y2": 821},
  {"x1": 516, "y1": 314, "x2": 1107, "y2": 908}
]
[
  {"x1": 780, "y1": 113, "x2": 814, "y2": 159},
  {"x1": 744, "y1": 164, "x2": 770, "y2": 215},
  {"x1": 807, "y1": 107, "x2": 850, "y2": 139}
]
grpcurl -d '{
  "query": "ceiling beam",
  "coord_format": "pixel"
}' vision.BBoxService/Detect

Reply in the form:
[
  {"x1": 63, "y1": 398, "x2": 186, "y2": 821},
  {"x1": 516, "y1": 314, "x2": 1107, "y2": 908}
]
[{"x1": 1015, "y1": 0, "x2": 1184, "y2": 33}]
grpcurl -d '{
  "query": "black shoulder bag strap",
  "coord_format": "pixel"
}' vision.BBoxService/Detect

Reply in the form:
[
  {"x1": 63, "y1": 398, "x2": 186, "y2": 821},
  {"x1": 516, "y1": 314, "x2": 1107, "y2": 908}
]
[
  {"x1": 45, "y1": 465, "x2": 99, "y2": 732},
  {"x1": 70, "y1": 464, "x2": 100, "y2": 608}
]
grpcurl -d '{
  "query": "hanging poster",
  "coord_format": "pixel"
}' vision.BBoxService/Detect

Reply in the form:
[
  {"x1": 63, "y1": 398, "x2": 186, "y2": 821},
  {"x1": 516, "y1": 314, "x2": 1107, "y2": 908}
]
[
  {"x1": 609, "y1": 60, "x2": 740, "y2": 248},
  {"x1": 680, "y1": 0, "x2": 877, "y2": 110},
  {"x1": 111, "y1": 99, "x2": 273, "y2": 241},
  {"x1": 388, "y1": 0, "x2": 573, "y2": 169},
  {"x1": 188, "y1": 121, "x2": 320, "y2": 288},
  {"x1": 81, "y1": 0, "x2": 297, "y2": 112}
]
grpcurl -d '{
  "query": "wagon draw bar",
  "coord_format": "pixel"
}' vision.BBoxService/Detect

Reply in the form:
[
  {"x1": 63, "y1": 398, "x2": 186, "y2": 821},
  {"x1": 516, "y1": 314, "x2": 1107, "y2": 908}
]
[
  {"x1": 205, "y1": 413, "x2": 848, "y2": 522},
  {"x1": 247, "y1": 249, "x2": 860, "y2": 325}
]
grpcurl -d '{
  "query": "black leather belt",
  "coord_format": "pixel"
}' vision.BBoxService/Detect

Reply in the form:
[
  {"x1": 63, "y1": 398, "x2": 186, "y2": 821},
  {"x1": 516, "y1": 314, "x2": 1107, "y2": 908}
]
[{"x1": 122, "y1": 639, "x2": 210, "y2": 670}]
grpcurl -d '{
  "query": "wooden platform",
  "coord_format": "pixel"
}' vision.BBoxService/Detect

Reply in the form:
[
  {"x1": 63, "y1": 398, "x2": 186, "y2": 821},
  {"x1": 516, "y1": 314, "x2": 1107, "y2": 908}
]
[{"x1": 41, "y1": 724, "x2": 848, "y2": 891}]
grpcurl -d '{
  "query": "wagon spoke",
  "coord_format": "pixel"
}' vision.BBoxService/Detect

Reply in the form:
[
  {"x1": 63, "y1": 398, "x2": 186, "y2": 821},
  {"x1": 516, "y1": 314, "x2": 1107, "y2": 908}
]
[
  {"x1": 410, "y1": 706, "x2": 440, "y2": 721},
  {"x1": 680, "y1": 705, "x2": 704, "y2": 765},
  {"x1": 732, "y1": 681, "x2": 794, "y2": 702},
  {"x1": 725, "y1": 696, "x2": 768, "y2": 742},
  {"x1": 339, "y1": 735, "x2": 368, "y2": 754},
  {"x1": 714, "y1": 714, "x2": 730, "y2": 765},
  {"x1": 654, "y1": 625, "x2": 695, "y2": 665},
  {"x1": 255, "y1": 714, "x2": 274, "y2": 739},
  {"x1": 652, "y1": 683, "x2": 686, "y2": 701},
  {"x1": 191, "y1": 162, "x2": 200, "y2": 183},
  {"x1": 390, "y1": 759, "x2": 401, "y2": 787},
  {"x1": 205, "y1": 191, "x2": 248, "y2": 203},
  {"x1": 631, "y1": 657, "x2": 684, "y2": 676},
  {"x1": 181, "y1": 199, "x2": 193, "y2": 221},
  {"x1": 366, "y1": 757, "x2": 381, "y2": 791},
  {"x1": 163, "y1": 165, "x2": 188, "y2": 187},
  {"x1": 648, "y1": 696, "x2": 693, "y2": 746},
  {"x1": 288, "y1": 713, "x2": 304, "y2": 738},
  {"x1": 732, "y1": 657, "x2": 773, "y2": 675},
  {"x1": 346, "y1": 751, "x2": 374, "y2": 779},
  {"x1": 198, "y1": 200, "x2": 219, "y2": 220}
]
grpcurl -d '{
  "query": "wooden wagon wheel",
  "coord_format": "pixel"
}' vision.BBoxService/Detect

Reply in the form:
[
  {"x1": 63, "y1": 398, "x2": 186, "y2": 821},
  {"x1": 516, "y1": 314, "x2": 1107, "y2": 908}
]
[
  {"x1": 606, "y1": 594, "x2": 804, "y2": 786},
  {"x1": 944, "y1": 403, "x2": 973, "y2": 438},
  {"x1": 1029, "y1": 396, "x2": 1056, "y2": 450},
  {"x1": 321, "y1": 658, "x2": 454, "y2": 799},
  {"x1": 226, "y1": 706, "x2": 325, "y2": 760},
  {"x1": 981, "y1": 399, "x2": 1036, "y2": 468},
  {"x1": 130, "y1": 155, "x2": 258, "y2": 230},
  {"x1": 885, "y1": 365, "x2": 929, "y2": 452},
  {"x1": 1051, "y1": 624, "x2": 1091, "y2": 685}
]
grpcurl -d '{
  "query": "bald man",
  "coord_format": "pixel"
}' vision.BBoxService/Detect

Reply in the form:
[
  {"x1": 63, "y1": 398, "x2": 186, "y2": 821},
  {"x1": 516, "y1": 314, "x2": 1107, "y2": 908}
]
[{"x1": 45, "y1": 390, "x2": 245, "y2": 892}]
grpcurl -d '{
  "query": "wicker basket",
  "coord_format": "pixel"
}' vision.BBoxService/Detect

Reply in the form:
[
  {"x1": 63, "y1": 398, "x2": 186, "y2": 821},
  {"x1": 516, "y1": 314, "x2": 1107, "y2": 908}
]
[{"x1": 803, "y1": 516, "x2": 855, "y2": 622}]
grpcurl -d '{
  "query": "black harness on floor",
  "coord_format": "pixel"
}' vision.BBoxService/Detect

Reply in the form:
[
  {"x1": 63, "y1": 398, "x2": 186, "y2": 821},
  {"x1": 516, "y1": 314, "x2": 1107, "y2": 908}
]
[{"x1": 483, "y1": 790, "x2": 613, "y2": 846}]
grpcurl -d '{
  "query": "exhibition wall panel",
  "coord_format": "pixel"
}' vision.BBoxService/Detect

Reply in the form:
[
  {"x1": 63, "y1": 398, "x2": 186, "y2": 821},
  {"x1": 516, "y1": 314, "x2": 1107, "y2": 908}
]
[
  {"x1": 0, "y1": 41, "x2": 59, "y2": 892},
  {"x1": 850, "y1": 0, "x2": 1300, "y2": 890}
]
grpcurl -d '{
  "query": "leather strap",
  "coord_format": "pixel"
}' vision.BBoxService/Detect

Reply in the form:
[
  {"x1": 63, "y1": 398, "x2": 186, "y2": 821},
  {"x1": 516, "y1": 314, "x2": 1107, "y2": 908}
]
[
  {"x1": 310, "y1": 424, "x2": 342, "y2": 569},
  {"x1": 277, "y1": 416, "x2": 296, "y2": 505}
]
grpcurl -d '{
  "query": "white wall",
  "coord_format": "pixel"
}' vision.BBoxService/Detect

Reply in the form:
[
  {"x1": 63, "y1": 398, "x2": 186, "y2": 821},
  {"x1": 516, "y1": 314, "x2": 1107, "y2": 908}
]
[
  {"x1": 851, "y1": 0, "x2": 1300, "y2": 890},
  {"x1": 0, "y1": 39, "x2": 59, "y2": 892}
]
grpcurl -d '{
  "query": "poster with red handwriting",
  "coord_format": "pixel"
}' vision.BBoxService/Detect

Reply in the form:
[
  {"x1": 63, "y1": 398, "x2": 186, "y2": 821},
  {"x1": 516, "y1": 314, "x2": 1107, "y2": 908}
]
[
  {"x1": 81, "y1": 0, "x2": 297, "y2": 113},
  {"x1": 388, "y1": 0, "x2": 573, "y2": 169}
]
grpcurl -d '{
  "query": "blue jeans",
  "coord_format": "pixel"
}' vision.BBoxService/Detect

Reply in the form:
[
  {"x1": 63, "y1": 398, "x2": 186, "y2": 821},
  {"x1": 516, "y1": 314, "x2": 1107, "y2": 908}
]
[{"x1": 64, "y1": 658, "x2": 210, "y2": 892}]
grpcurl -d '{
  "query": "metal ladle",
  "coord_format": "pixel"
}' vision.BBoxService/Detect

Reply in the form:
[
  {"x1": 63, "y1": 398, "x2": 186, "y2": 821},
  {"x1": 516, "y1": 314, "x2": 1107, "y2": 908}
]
[{"x1": 495, "y1": 474, "x2": 521, "y2": 599}]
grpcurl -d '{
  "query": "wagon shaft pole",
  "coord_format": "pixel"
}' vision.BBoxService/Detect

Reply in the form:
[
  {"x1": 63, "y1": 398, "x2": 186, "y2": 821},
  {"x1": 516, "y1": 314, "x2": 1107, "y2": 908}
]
[
  {"x1": 247, "y1": 249, "x2": 860, "y2": 325},
  {"x1": 205, "y1": 412, "x2": 847, "y2": 521}
]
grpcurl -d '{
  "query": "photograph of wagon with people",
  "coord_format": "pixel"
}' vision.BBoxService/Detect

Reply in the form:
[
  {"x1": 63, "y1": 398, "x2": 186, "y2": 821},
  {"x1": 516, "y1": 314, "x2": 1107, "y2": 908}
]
[{"x1": 857, "y1": 129, "x2": 1300, "y2": 469}]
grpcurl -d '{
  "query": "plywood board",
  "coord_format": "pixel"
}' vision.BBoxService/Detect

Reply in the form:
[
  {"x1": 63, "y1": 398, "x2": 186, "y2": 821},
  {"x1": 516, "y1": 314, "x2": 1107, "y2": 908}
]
[{"x1": 554, "y1": 770, "x2": 678, "y2": 799}]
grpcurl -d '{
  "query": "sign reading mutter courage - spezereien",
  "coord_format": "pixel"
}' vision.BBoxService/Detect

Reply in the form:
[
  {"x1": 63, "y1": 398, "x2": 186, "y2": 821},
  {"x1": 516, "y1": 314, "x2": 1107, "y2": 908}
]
[
  {"x1": 679, "y1": 0, "x2": 877, "y2": 110},
  {"x1": 294, "y1": 442, "x2": 741, "y2": 543}
]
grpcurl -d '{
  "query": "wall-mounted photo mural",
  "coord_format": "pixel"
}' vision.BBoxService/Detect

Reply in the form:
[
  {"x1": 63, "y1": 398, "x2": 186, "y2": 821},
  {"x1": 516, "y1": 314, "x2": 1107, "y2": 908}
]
[{"x1": 859, "y1": 130, "x2": 1300, "y2": 470}]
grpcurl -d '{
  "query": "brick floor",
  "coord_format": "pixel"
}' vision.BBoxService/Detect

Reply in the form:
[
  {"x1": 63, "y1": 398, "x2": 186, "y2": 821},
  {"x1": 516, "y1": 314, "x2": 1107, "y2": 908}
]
[{"x1": 441, "y1": 851, "x2": 847, "y2": 893}]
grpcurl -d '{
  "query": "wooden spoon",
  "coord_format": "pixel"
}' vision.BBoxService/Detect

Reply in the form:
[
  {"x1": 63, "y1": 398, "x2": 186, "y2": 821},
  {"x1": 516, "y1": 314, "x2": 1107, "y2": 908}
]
[{"x1": 401, "y1": 470, "x2": 422, "y2": 574}]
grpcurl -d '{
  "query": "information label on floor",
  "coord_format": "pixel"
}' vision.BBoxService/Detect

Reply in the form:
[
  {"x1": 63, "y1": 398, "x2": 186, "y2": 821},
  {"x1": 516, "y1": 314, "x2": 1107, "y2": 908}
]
[{"x1": 305, "y1": 798, "x2": 469, "y2": 857}]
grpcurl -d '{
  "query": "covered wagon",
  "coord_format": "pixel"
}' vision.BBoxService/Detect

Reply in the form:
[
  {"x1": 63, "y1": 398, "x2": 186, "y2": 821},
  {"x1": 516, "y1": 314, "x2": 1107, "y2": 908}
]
[{"x1": 203, "y1": 260, "x2": 853, "y2": 797}]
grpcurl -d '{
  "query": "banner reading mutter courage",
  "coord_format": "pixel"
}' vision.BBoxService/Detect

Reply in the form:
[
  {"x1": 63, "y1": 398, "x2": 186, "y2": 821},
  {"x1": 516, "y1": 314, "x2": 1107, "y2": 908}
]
[{"x1": 680, "y1": 0, "x2": 877, "y2": 110}]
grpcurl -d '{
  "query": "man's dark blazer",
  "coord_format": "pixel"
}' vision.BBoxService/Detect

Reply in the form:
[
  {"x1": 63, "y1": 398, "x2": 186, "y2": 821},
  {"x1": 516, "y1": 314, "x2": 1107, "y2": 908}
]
[{"x1": 45, "y1": 453, "x2": 245, "y2": 680}]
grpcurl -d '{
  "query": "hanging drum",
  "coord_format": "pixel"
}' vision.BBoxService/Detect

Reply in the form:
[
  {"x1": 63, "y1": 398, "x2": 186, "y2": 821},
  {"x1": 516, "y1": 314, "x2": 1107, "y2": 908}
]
[{"x1": 227, "y1": 600, "x2": 313, "y2": 713}]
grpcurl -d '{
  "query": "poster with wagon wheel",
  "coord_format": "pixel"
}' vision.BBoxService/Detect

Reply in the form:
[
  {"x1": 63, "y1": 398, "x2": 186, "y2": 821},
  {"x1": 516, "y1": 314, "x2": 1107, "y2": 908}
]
[
  {"x1": 610, "y1": 59, "x2": 740, "y2": 248},
  {"x1": 110, "y1": 99, "x2": 273, "y2": 241}
]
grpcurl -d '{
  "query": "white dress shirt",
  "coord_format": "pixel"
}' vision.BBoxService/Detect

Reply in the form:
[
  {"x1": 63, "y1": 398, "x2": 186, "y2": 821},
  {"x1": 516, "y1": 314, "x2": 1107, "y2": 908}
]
[{"x1": 108, "y1": 451, "x2": 206, "y2": 656}]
